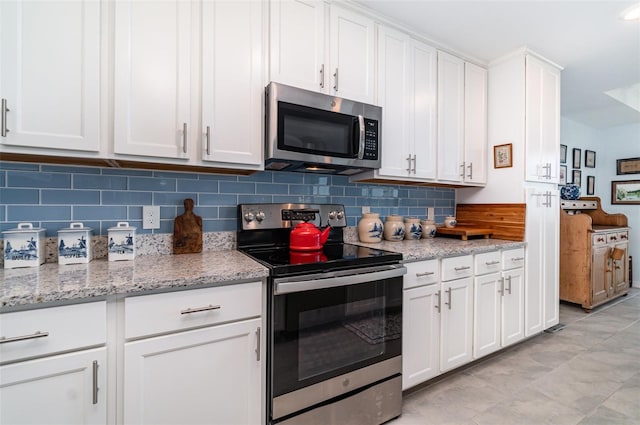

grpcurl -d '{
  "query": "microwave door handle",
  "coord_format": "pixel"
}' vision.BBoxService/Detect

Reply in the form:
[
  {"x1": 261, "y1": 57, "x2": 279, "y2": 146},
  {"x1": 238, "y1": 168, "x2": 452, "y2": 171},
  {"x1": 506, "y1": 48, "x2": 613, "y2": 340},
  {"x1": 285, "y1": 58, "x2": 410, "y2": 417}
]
[{"x1": 357, "y1": 115, "x2": 365, "y2": 159}]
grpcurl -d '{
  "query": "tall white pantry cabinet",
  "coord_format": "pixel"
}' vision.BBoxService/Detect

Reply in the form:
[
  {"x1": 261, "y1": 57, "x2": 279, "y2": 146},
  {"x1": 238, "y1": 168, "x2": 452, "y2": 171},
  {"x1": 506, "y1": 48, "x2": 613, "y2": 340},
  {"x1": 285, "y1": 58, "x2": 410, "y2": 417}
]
[{"x1": 458, "y1": 48, "x2": 562, "y2": 335}]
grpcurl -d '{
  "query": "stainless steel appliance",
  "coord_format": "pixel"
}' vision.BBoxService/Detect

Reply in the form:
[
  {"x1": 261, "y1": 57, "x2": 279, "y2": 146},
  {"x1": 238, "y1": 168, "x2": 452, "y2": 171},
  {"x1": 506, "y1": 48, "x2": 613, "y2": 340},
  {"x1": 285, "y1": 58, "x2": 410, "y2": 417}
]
[
  {"x1": 238, "y1": 203, "x2": 405, "y2": 425},
  {"x1": 265, "y1": 82, "x2": 382, "y2": 175}
]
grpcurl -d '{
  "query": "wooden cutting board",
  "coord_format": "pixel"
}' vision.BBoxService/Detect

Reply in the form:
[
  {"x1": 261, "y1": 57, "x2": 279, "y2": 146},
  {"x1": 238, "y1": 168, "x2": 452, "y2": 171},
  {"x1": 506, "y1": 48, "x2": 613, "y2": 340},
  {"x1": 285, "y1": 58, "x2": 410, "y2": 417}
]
[
  {"x1": 436, "y1": 226, "x2": 493, "y2": 241},
  {"x1": 173, "y1": 198, "x2": 203, "y2": 254}
]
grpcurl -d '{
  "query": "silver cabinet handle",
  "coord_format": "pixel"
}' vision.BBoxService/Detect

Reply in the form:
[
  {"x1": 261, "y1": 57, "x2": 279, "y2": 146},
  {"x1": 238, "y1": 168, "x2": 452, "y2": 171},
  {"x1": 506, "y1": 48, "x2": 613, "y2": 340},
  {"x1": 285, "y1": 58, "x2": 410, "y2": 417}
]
[
  {"x1": 485, "y1": 260, "x2": 500, "y2": 266},
  {"x1": 435, "y1": 290, "x2": 441, "y2": 312},
  {"x1": 180, "y1": 304, "x2": 221, "y2": 315},
  {"x1": 499, "y1": 277, "x2": 504, "y2": 295},
  {"x1": 541, "y1": 163, "x2": 551, "y2": 179},
  {"x1": 205, "y1": 125, "x2": 211, "y2": 156},
  {"x1": 1, "y1": 98, "x2": 9, "y2": 137},
  {"x1": 511, "y1": 257, "x2": 525, "y2": 262},
  {"x1": 412, "y1": 155, "x2": 417, "y2": 174},
  {"x1": 0, "y1": 330, "x2": 49, "y2": 344},
  {"x1": 357, "y1": 115, "x2": 365, "y2": 160},
  {"x1": 182, "y1": 122, "x2": 188, "y2": 154},
  {"x1": 506, "y1": 275, "x2": 512, "y2": 295},
  {"x1": 467, "y1": 162, "x2": 473, "y2": 179},
  {"x1": 459, "y1": 162, "x2": 465, "y2": 177},
  {"x1": 255, "y1": 327, "x2": 261, "y2": 361},
  {"x1": 319, "y1": 64, "x2": 325, "y2": 88},
  {"x1": 416, "y1": 271, "x2": 435, "y2": 277},
  {"x1": 333, "y1": 68, "x2": 339, "y2": 91},
  {"x1": 92, "y1": 360, "x2": 99, "y2": 405},
  {"x1": 445, "y1": 287, "x2": 452, "y2": 310},
  {"x1": 454, "y1": 266, "x2": 471, "y2": 271},
  {"x1": 406, "y1": 155, "x2": 412, "y2": 173}
]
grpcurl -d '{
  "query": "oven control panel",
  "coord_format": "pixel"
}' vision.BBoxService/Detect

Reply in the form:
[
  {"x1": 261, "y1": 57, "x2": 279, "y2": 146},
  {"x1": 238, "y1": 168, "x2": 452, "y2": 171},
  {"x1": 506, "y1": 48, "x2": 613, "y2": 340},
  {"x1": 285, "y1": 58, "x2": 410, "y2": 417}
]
[{"x1": 239, "y1": 203, "x2": 347, "y2": 230}]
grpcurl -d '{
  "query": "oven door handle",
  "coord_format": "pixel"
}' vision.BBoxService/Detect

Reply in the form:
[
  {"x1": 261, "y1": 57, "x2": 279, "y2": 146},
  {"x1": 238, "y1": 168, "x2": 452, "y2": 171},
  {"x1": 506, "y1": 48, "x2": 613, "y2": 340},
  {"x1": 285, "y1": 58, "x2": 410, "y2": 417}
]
[{"x1": 273, "y1": 264, "x2": 406, "y2": 294}]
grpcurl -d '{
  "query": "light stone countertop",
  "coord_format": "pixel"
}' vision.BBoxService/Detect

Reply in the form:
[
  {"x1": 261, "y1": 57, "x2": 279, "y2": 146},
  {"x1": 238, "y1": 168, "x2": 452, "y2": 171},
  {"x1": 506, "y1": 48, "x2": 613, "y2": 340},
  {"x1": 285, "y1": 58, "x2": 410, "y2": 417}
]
[{"x1": 0, "y1": 250, "x2": 269, "y2": 310}]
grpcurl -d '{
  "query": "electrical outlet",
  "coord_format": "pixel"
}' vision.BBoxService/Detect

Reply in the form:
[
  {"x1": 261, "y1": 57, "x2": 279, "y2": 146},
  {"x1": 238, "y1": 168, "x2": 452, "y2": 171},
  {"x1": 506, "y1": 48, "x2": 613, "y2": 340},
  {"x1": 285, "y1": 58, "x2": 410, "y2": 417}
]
[
  {"x1": 362, "y1": 206, "x2": 371, "y2": 214},
  {"x1": 143, "y1": 205, "x2": 160, "y2": 229},
  {"x1": 427, "y1": 207, "x2": 435, "y2": 221}
]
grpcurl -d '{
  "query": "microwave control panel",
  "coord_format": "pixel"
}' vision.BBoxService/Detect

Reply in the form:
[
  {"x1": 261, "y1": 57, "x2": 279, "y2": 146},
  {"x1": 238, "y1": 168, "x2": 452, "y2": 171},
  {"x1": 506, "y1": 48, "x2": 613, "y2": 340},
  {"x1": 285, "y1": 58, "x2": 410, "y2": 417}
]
[{"x1": 362, "y1": 119, "x2": 379, "y2": 160}]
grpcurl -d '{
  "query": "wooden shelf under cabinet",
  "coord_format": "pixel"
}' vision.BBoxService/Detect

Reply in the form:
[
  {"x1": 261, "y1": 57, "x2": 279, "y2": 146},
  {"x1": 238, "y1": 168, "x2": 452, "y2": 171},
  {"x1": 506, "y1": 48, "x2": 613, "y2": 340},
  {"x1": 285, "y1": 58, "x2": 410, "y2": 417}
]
[{"x1": 560, "y1": 197, "x2": 630, "y2": 312}]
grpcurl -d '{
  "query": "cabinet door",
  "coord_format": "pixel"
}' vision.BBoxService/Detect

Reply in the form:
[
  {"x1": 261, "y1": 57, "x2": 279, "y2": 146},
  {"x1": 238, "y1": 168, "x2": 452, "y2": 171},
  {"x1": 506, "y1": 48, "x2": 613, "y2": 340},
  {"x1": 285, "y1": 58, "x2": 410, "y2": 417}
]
[
  {"x1": 329, "y1": 4, "x2": 375, "y2": 103},
  {"x1": 440, "y1": 277, "x2": 473, "y2": 372},
  {"x1": 411, "y1": 40, "x2": 437, "y2": 180},
  {"x1": 124, "y1": 319, "x2": 261, "y2": 425},
  {"x1": 402, "y1": 283, "x2": 441, "y2": 390},
  {"x1": 201, "y1": 0, "x2": 263, "y2": 167},
  {"x1": 502, "y1": 269, "x2": 525, "y2": 347},
  {"x1": 376, "y1": 25, "x2": 410, "y2": 177},
  {"x1": 542, "y1": 188, "x2": 560, "y2": 329},
  {"x1": 463, "y1": 62, "x2": 487, "y2": 184},
  {"x1": 591, "y1": 245, "x2": 611, "y2": 305},
  {"x1": 270, "y1": 0, "x2": 325, "y2": 93},
  {"x1": 0, "y1": 0, "x2": 100, "y2": 152},
  {"x1": 612, "y1": 243, "x2": 629, "y2": 294},
  {"x1": 473, "y1": 273, "x2": 501, "y2": 359},
  {"x1": 0, "y1": 348, "x2": 107, "y2": 425},
  {"x1": 436, "y1": 51, "x2": 464, "y2": 182},
  {"x1": 525, "y1": 55, "x2": 561, "y2": 183},
  {"x1": 113, "y1": 0, "x2": 192, "y2": 159}
]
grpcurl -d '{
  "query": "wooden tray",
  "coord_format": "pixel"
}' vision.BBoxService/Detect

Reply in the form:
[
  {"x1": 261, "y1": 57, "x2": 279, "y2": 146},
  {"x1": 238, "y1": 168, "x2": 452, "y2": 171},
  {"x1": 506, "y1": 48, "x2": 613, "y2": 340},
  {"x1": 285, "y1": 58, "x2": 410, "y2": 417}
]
[{"x1": 436, "y1": 226, "x2": 493, "y2": 241}]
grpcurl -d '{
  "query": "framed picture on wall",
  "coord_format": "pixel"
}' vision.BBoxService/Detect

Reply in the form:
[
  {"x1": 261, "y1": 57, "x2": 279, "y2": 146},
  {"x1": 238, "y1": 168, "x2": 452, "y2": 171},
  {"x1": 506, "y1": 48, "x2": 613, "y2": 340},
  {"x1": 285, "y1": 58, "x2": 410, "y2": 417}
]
[
  {"x1": 559, "y1": 165, "x2": 567, "y2": 185},
  {"x1": 573, "y1": 148, "x2": 581, "y2": 169},
  {"x1": 611, "y1": 180, "x2": 640, "y2": 204},
  {"x1": 616, "y1": 157, "x2": 640, "y2": 175},
  {"x1": 572, "y1": 169, "x2": 582, "y2": 187},
  {"x1": 587, "y1": 176, "x2": 595, "y2": 195},
  {"x1": 560, "y1": 145, "x2": 567, "y2": 164},
  {"x1": 493, "y1": 143, "x2": 513, "y2": 168},
  {"x1": 585, "y1": 150, "x2": 596, "y2": 168}
]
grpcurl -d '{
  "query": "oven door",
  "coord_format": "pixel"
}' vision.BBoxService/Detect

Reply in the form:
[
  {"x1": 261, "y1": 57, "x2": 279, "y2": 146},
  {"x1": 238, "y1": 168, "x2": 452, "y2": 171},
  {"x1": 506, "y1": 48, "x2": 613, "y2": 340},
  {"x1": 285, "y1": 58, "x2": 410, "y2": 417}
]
[{"x1": 270, "y1": 264, "x2": 405, "y2": 421}]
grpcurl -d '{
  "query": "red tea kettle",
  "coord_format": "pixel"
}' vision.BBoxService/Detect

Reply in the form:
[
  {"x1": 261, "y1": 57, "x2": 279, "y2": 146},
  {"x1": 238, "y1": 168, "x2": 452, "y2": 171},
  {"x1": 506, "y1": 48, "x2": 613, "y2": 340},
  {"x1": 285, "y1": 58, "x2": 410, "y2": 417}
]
[{"x1": 289, "y1": 221, "x2": 331, "y2": 251}]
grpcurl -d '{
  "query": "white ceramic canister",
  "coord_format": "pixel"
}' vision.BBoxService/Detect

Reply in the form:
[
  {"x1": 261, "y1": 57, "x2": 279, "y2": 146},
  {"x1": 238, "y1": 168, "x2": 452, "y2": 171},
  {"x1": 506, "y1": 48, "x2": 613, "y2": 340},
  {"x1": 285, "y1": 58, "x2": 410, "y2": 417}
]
[
  {"x1": 444, "y1": 216, "x2": 457, "y2": 228},
  {"x1": 404, "y1": 217, "x2": 422, "y2": 240},
  {"x1": 58, "y1": 222, "x2": 93, "y2": 265},
  {"x1": 421, "y1": 219, "x2": 437, "y2": 238},
  {"x1": 383, "y1": 215, "x2": 405, "y2": 241},
  {"x1": 107, "y1": 222, "x2": 136, "y2": 261},
  {"x1": 358, "y1": 212, "x2": 384, "y2": 243},
  {"x1": 3, "y1": 223, "x2": 46, "y2": 269}
]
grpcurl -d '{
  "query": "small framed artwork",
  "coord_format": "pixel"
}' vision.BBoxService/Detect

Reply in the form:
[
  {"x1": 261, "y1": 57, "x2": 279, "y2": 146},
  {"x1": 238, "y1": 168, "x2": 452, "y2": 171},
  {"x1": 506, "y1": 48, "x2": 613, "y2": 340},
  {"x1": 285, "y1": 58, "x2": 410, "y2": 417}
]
[
  {"x1": 559, "y1": 165, "x2": 567, "y2": 185},
  {"x1": 572, "y1": 169, "x2": 582, "y2": 187},
  {"x1": 611, "y1": 180, "x2": 640, "y2": 204},
  {"x1": 585, "y1": 150, "x2": 596, "y2": 168},
  {"x1": 573, "y1": 148, "x2": 581, "y2": 169},
  {"x1": 616, "y1": 157, "x2": 640, "y2": 175},
  {"x1": 494, "y1": 143, "x2": 513, "y2": 168},
  {"x1": 560, "y1": 144, "x2": 567, "y2": 164},
  {"x1": 587, "y1": 176, "x2": 595, "y2": 195}
]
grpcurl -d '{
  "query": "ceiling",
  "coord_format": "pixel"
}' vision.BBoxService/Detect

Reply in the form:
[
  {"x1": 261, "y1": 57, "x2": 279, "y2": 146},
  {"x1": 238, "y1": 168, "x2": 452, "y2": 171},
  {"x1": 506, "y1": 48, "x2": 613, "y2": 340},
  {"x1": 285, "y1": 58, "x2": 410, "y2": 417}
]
[{"x1": 355, "y1": 0, "x2": 640, "y2": 129}]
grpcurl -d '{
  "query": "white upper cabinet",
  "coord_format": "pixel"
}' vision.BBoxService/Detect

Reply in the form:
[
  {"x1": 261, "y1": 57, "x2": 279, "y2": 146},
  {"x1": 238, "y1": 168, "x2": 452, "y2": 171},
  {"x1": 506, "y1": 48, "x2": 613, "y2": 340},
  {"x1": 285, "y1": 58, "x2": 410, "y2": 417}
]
[
  {"x1": 0, "y1": 0, "x2": 100, "y2": 152},
  {"x1": 113, "y1": 0, "x2": 192, "y2": 159},
  {"x1": 269, "y1": 0, "x2": 375, "y2": 104},
  {"x1": 201, "y1": 0, "x2": 263, "y2": 167},
  {"x1": 375, "y1": 25, "x2": 436, "y2": 180},
  {"x1": 463, "y1": 62, "x2": 488, "y2": 184},
  {"x1": 525, "y1": 55, "x2": 561, "y2": 183},
  {"x1": 437, "y1": 51, "x2": 465, "y2": 182}
]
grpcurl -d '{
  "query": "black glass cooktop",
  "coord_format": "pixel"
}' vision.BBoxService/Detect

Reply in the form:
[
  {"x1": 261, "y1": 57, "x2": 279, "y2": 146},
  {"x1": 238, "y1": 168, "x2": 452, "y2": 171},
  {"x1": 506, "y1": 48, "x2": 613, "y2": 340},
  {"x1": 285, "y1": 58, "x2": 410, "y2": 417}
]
[{"x1": 240, "y1": 243, "x2": 402, "y2": 277}]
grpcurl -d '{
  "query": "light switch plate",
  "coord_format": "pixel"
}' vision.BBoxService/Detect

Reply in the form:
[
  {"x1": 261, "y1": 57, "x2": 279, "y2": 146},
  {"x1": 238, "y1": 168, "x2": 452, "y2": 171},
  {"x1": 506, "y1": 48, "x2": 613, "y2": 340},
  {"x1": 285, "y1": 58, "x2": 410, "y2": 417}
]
[{"x1": 143, "y1": 205, "x2": 160, "y2": 229}]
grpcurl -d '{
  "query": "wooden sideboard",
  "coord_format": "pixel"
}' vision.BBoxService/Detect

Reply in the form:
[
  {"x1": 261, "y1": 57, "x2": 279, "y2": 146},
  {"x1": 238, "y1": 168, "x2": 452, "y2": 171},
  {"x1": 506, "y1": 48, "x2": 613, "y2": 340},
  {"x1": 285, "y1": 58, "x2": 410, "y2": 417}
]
[{"x1": 559, "y1": 197, "x2": 630, "y2": 312}]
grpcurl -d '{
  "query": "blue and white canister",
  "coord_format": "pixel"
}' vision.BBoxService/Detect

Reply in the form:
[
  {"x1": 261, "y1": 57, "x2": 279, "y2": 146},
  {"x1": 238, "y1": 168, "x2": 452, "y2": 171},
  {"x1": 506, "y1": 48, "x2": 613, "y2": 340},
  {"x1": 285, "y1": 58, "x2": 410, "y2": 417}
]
[
  {"x1": 358, "y1": 213, "x2": 384, "y2": 243},
  {"x1": 3, "y1": 223, "x2": 46, "y2": 269},
  {"x1": 384, "y1": 215, "x2": 405, "y2": 241},
  {"x1": 421, "y1": 219, "x2": 437, "y2": 238},
  {"x1": 58, "y1": 222, "x2": 93, "y2": 265},
  {"x1": 404, "y1": 217, "x2": 422, "y2": 240},
  {"x1": 560, "y1": 184, "x2": 581, "y2": 200},
  {"x1": 107, "y1": 222, "x2": 136, "y2": 261}
]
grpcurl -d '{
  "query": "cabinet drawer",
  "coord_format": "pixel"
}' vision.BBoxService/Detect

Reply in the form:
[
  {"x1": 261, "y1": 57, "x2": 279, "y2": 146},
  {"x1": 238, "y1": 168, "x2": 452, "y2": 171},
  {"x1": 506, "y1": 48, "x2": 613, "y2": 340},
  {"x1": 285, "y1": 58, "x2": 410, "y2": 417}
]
[
  {"x1": 404, "y1": 260, "x2": 439, "y2": 289},
  {"x1": 0, "y1": 301, "x2": 106, "y2": 364},
  {"x1": 474, "y1": 251, "x2": 501, "y2": 275},
  {"x1": 502, "y1": 248, "x2": 525, "y2": 270},
  {"x1": 125, "y1": 281, "x2": 262, "y2": 339},
  {"x1": 592, "y1": 234, "x2": 607, "y2": 246},
  {"x1": 441, "y1": 255, "x2": 473, "y2": 281},
  {"x1": 617, "y1": 231, "x2": 629, "y2": 242},
  {"x1": 607, "y1": 233, "x2": 621, "y2": 244}
]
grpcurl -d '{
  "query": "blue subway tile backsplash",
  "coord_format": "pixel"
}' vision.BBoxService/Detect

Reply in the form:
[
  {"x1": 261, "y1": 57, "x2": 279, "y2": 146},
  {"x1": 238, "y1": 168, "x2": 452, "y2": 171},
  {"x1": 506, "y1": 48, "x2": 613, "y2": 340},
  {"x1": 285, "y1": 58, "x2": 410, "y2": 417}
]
[{"x1": 0, "y1": 162, "x2": 456, "y2": 237}]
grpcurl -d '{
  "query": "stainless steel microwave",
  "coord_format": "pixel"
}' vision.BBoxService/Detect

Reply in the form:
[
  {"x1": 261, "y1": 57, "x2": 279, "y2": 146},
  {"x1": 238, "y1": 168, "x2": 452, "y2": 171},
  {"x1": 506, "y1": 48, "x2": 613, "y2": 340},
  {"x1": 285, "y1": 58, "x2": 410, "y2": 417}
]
[{"x1": 265, "y1": 82, "x2": 382, "y2": 175}]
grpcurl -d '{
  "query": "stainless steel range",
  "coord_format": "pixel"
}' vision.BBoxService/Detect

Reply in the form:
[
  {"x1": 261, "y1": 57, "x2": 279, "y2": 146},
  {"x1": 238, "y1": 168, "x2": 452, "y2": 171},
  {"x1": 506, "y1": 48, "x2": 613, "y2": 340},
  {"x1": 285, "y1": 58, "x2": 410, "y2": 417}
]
[{"x1": 237, "y1": 203, "x2": 406, "y2": 425}]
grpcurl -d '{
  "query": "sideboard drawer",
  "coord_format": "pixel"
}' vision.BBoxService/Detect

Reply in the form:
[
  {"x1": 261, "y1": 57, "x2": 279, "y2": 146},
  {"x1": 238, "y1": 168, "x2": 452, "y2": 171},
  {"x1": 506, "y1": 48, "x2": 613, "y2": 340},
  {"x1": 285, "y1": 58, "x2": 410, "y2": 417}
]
[{"x1": 441, "y1": 255, "x2": 473, "y2": 282}]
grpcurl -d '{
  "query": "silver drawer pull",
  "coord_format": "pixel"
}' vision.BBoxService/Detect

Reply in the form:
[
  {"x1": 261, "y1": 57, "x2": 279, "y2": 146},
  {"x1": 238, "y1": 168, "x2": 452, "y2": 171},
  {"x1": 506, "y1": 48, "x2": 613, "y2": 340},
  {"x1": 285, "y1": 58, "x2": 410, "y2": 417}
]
[
  {"x1": 0, "y1": 331, "x2": 49, "y2": 344},
  {"x1": 92, "y1": 360, "x2": 99, "y2": 405},
  {"x1": 180, "y1": 305, "x2": 221, "y2": 315},
  {"x1": 485, "y1": 261, "x2": 500, "y2": 266},
  {"x1": 416, "y1": 271, "x2": 435, "y2": 277},
  {"x1": 454, "y1": 266, "x2": 471, "y2": 271},
  {"x1": 511, "y1": 257, "x2": 525, "y2": 261}
]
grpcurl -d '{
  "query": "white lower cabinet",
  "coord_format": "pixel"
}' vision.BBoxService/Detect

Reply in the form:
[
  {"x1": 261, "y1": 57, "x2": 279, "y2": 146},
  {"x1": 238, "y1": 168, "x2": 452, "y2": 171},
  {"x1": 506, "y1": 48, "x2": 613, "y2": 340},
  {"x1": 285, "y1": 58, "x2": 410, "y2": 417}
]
[
  {"x1": 123, "y1": 318, "x2": 261, "y2": 425},
  {"x1": 440, "y1": 275, "x2": 474, "y2": 372}
]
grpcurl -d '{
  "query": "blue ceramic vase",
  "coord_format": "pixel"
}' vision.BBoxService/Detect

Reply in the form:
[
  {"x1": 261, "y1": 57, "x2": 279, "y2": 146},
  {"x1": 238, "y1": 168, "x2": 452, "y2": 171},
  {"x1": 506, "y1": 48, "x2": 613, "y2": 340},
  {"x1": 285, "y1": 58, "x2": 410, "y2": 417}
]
[{"x1": 560, "y1": 184, "x2": 580, "y2": 200}]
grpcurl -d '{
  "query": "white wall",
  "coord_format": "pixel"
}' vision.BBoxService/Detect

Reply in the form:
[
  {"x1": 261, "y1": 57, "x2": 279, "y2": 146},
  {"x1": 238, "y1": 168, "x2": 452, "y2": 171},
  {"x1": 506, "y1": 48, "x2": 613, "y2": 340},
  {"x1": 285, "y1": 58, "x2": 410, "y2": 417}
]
[{"x1": 561, "y1": 118, "x2": 640, "y2": 287}]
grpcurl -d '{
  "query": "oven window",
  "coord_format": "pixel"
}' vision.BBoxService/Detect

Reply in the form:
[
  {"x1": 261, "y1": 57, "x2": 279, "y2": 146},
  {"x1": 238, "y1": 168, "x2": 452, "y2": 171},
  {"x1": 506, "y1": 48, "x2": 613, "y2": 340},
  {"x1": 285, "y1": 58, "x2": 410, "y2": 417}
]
[{"x1": 278, "y1": 102, "x2": 357, "y2": 158}]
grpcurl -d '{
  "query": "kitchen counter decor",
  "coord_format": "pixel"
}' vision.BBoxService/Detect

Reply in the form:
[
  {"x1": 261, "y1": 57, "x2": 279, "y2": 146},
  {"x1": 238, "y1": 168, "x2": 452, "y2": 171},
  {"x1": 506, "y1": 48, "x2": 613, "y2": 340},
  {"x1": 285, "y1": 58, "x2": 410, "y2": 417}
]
[
  {"x1": 357, "y1": 212, "x2": 383, "y2": 243},
  {"x1": 58, "y1": 222, "x2": 92, "y2": 265},
  {"x1": 108, "y1": 222, "x2": 136, "y2": 261},
  {"x1": 3, "y1": 223, "x2": 46, "y2": 269},
  {"x1": 404, "y1": 217, "x2": 422, "y2": 240},
  {"x1": 384, "y1": 215, "x2": 405, "y2": 241}
]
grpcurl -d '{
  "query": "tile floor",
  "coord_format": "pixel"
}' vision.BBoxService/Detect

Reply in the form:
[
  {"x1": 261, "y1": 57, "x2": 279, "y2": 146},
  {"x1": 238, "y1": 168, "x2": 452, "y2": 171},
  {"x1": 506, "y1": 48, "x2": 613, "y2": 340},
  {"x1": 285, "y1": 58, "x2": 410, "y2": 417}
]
[{"x1": 391, "y1": 288, "x2": 640, "y2": 425}]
